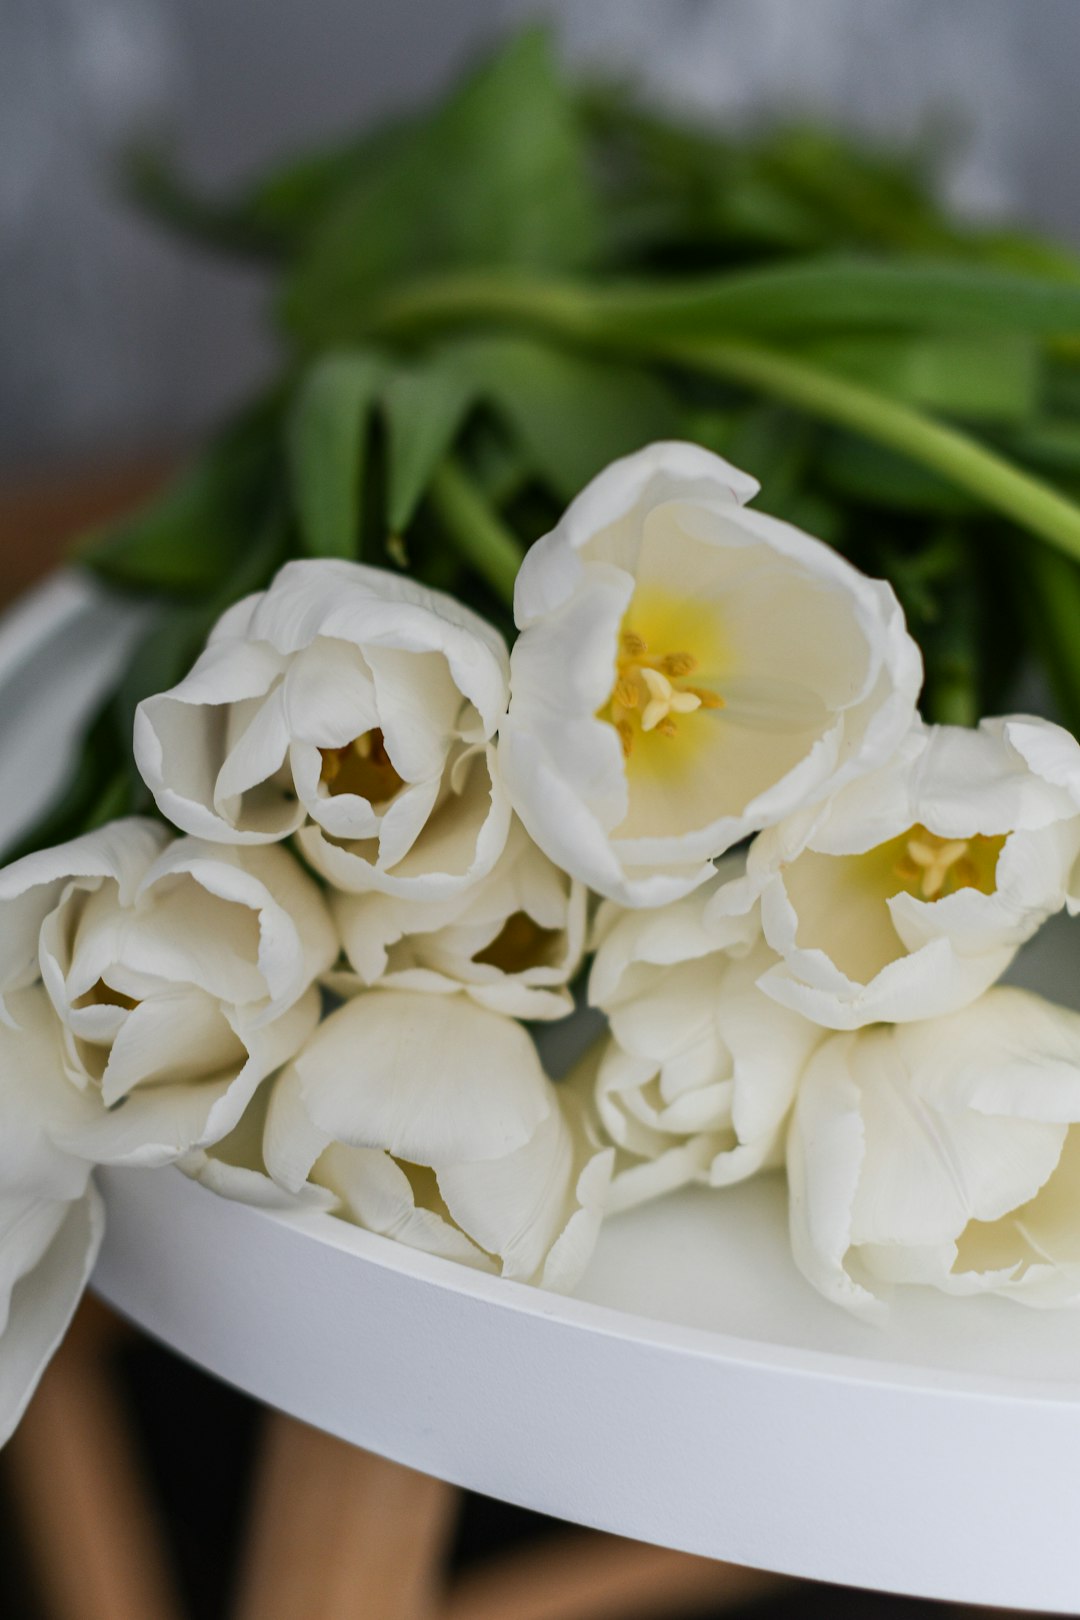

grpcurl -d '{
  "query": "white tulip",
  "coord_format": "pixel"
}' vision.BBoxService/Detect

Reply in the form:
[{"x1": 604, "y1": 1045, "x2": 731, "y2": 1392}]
[
  {"x1": 718, "y1": 716, "x2": 1080, "y2": 1030},
  {"x1": 0, "y1": 820, "x2": 336, "y2": 1166},
  {"x1": 0, "y1": 988, "x2": 103, "y2": 1445},
  {"x1": 588, "y1": 873, "x2": 823, "y2": 1210},
  {"x1": 499, "y1": 441, "x2": 921, "y2": 907},
  {"x1": 135, "y1": 560, "x2": 512, "y2": 897},
  {"x1": 262, "y1": 990, "x2": 613, "y2": 1290},
  {"x1": 328, "y1": 818, "x2": 587, "y2": 1020},
  {"x1": 787, "y1": 988, "x2": 1080, "y2": 1315}
]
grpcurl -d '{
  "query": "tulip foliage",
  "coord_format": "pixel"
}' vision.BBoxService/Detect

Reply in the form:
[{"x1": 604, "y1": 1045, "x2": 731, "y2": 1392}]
[
  {"x1": 31, "y1": 27, "x2": 1080, "y2": 849},
  {"x1": 13, "y1": 32, "x2": 1080, "y2": 1443}
]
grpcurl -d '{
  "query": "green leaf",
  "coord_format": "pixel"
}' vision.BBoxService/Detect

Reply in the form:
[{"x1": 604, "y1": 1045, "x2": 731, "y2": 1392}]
[
  {"x1": 77, "y1": 404, "x2": 277, "y2": 594},
  {"x1": 589, "y1": 259, "x2": 1080, "y2": 342},
  {"x1": 288, "y1": 351, "x2": 387, "y2": 557},
  {"x1": 436, "y1": 336, "x2": 682, "y2": 496},
  {"x1": 800, "y1": 333, "x2": 1040, "y2": 422},
  {"x1": 383, "y1": 363, "x2": 477, "y2": 532},
  {"x1": 282, "y1": 31, "x2": 598, "y2": 344}
]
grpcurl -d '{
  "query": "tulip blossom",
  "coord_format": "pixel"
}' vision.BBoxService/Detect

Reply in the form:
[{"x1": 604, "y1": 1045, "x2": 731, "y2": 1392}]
[
  {"x1": 499, "y1": 441, "x2": 921, "y2": 907},
  {"x1": 135, "y1": 560, "x2": 511, "y2": 897},
  {"x1": 588, "y1": 872, "x2": 823, "y2": 1210},
  {"x1": 328, "y1": 818, "x2": 587, "y2": 1020},
  {"x1": 262, "y1": 990, "x2": 613, "y2": 1290},
  {"x1": 0, "y1": 820, "x2": 336, "y2": 1166},
  {"x1": 716, "y1": 716, "x2": 1080, "y2": 1030},
  {"x1": 0, "y1": 991, "x2": 103, "y2": 1444},
  {"x1": 787, "y1": 988, "x2": 1080, "y2": 1314}
]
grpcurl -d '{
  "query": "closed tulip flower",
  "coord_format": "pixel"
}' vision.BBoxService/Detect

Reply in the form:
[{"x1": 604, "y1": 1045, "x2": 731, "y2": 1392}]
[
  {"x1": 787, "y1": 988, "x2": 1080, "y2": 1315},
  {"x1": 135, "y1": 559, "x2": 511, "y2": 898},
  {"x1": 0, "y1": 820, "x2": 336, "y2": 1166}
]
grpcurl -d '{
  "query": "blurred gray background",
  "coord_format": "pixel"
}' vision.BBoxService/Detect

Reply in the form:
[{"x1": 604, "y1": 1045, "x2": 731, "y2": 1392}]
[{"x1": 2, "y1": 0, "x2": 1079, "y2": 473}]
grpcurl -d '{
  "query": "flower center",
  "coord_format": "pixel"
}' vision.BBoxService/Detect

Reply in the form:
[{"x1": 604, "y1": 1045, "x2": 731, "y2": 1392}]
[
  {"x1": 603, "y1": 631, "x2": 724, "y2": 759},
  {"x1": 76, "y1": 978, "x2": 140, "y2": 1012},
  {"x1": 890, "y1": 824, "x2": 1005, "y2": 901},
  {"x1": 320, "y1": 729, "x2": 404, "y2": 804},
  {"x1": 472, "y1": 912, "x2": 562, "y2": 974}
]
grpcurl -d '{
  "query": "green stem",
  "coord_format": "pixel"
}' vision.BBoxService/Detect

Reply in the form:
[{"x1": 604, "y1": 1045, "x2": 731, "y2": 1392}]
[
  {"x1": 428, "y1": 458, "x2": 524, "y2": 608},
  {"x1": 660, "y1": 338, "x2": 1080, "y2": 566},
  {"x1": 370, "y1": 273, "x2": 592, "y2": 344},
  {"x1": 369, "y1": 274, "x2": 1080, "y2": 567}
]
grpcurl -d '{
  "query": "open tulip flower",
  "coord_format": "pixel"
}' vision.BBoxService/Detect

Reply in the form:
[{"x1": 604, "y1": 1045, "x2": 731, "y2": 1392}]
[
  {"x1": 0, "y1": 820, "x2": 336, "y2": 1166},
  {"x1": 717, "y1": 715, "x2": 1080, "y2": 1030},
  {"x1": 588, "y1": 870, "x2": 823, "y2": 1211},
  {"x1": 788, "y1": 988, "x2": 1080, "y2": 1315},
  {"x1": 135, "y1": 560, "x2": 511, "y2": 898},
  {"x1": 499, "y1": 442, "x2": 922, "y2": 908},
  {"x1": 327, "y1": 817, "x2": 587, "y2": 1020},
  {"x1": 261, "y1": 990, "x2": 613, "y2": 1291}
]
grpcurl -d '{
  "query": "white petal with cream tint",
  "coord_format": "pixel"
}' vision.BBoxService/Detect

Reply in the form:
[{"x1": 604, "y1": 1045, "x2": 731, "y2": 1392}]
[
  {"x1": 588, "y1": 869, "x2": 823, "y2": 1210},
  {"x1": 263, "y1": 992, "x2": 612, "y2": 1289},
  {"x1": 787, "y1": 987, "x2": 1080, "y2": 1315},
  {"x1": 0, "y1": 988, "x2": 105, "y2": 1444},
  {"x1": 329, "y1": 817, "x2": 587, "y2": 1020}
]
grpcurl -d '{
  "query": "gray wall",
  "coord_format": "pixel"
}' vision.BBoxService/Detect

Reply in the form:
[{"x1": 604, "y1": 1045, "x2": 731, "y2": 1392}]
[{"x1": 3, "y1": 0, "x2": 1079, "y2": 471}]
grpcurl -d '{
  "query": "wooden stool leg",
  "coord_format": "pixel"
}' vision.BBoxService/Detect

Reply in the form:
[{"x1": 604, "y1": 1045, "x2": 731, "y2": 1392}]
[
  {"x1": 5, "y1": 1299, "x2": 186, "y2": 1620},
  {"x1": 443, "y1": 1530, "x2": 793, "y2": 1620},
  {"x1": 232, "y1": 1413, "x2": 458, "y2": 1620}
]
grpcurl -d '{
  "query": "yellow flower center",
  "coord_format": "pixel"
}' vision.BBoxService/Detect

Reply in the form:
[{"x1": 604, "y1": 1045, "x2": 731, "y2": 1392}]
[
  {"x1": 320, "y1": 729, "x2": 404, "y2": 804},
  {"x1": 602, "y1": 628, "x2": 724, "y2": 760},
  {"x1": 889, "y1": 824, "x2": 1005, "y2": 901}
]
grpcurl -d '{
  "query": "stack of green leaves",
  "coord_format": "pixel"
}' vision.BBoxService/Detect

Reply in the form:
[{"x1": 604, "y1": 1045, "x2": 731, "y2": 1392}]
[{"x1": 40, "y1": 27, "x2": 1080, "y2": 854}]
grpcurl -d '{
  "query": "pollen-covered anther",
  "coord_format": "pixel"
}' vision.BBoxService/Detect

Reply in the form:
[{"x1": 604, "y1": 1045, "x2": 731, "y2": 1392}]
[
  {"x1": 620, "y1": 631, "x2": 647, "y2": 657},
  {"x1": 614, "y1": 675, "x2": 640, "y2": 710},
  {"x1": 660, "y1": 651, "x2": 698, "y2": 677}
]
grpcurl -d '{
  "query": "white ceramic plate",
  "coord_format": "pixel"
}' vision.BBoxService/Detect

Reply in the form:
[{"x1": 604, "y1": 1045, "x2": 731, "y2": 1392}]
[{"x1": 4, "y1": 575, "x2": 1080, "y2": 1612}]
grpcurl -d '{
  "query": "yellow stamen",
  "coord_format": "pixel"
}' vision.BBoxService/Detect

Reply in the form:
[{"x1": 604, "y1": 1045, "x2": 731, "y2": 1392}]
[
  {"x1": 891, "y1": 824, "x2": 1004, "y2": 902},
  {"x1": 613, "y1": 675, "x2": 640, "y2": 710},
  {"x1": 660, "y1": 651, "x2": 697, "y2": 677},
  {"x1": 320, "y1": 729, "x2": 404, "y2": 804},
  {"x1": 601, "y1": 616, "x2": 720, "y2": 758}
]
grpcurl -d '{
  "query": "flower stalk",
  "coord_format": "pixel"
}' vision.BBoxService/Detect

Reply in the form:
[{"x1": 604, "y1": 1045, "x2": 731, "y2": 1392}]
[
  {"x1": 428, "y1": 457, "x2": 526, "y2": 609},
  {"x1": 366, "y1": 272, "x2": 1080, "y2": 570}
]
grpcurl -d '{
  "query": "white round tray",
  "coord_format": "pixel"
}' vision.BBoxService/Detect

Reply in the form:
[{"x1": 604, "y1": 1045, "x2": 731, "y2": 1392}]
[{"x1": 5, "y1": 574, "x2": 1080, "y2": 1613}]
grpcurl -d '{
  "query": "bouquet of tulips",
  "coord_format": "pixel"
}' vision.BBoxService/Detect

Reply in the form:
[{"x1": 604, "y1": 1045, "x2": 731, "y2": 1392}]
[{"x1": 10, "y1": 30, "x2": 1080, "y2": 1442}]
